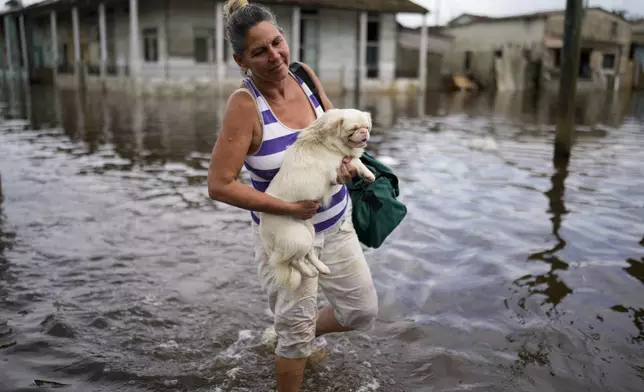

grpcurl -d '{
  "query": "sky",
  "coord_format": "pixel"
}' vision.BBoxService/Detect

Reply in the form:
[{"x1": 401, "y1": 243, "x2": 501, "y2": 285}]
[
  {"x1": 398, "y1": 0, "x2": 644, "y2": 27},
  {"x1": 13, "y1": 0, "x2": 644, "y2": 26}
]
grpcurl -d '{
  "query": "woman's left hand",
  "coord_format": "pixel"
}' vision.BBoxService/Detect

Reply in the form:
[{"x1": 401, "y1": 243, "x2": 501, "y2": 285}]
[{"x1": 335, "y1": 157, "x2": 358, "y2": 185}]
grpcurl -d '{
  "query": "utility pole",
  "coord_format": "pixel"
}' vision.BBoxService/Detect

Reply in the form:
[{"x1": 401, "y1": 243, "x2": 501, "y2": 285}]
[{"x1": 554, "y1": 0, "x2": 584, "y2": 164}]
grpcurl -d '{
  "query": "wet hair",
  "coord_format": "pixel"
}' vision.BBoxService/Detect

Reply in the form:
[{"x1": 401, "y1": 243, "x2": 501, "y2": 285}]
[{"x1": 223, "y1": 0, "x2": 279, "y2": 57}]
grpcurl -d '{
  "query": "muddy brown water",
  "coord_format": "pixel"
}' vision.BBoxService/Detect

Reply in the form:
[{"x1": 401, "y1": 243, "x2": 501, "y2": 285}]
[{"x1": 0, "y1": 82, "x2": 642, "y2": 392}]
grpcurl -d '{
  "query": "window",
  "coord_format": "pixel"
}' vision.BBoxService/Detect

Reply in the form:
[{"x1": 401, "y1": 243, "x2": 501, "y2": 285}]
[
  {"x1": 61, "y1": 43, "x2": 69, "y2": 66},
  {"x1": 300, "y1": 10, "x2": 320, "y2": 73},
  {"x1": 464, "y1": 50, "x2": 472, "y2": 72},
  {"x1": 194, "y1": 27, "x2": 215, "y2": 63},
  {"x1": 366, "y1": 14, "x2": 380, "y2": 78},
  {"x1": 602, "y1": 53, "x2": 616, "y2": 69},
  {"x1": 579, "y1": 49, "x2": 592, "y2": 79},
  {"x1": 611, "y1": 22, "x2": 618, "y2": 38},
  {"x1": 552, "y1": 48, "x2": 561, "y2": 68},
  {"x1": 142, "y1": 28, "x2": 158, "y2": 62}
]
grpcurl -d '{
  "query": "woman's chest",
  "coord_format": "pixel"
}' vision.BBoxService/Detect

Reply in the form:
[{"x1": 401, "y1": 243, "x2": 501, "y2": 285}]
[{"x1": 268, "y1": 92, "x2": 317, "y2": 130}]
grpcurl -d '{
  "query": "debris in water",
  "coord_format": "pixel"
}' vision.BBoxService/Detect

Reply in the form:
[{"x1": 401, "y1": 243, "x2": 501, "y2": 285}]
[{"x1": 33, "y1": 379, "x2": 70, "y2": 388}]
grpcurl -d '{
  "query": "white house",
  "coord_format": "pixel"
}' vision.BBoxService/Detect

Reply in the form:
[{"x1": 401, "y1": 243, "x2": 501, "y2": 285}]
[{"x1": 0, "y1": 0, "x2": 432, "y2": 95}]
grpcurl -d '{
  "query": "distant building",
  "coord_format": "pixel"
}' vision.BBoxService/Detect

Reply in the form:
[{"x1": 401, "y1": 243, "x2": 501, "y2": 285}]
[
  {"x1": 442, "y1": 7, "x2": 633, "y2": 92},
  {"x1": 0, "y1": 0, "x2": 432, "y2": 95},
  {"x1": 631, "y1": 20, "x2": 644, "y2": 89},
  {"x1": 396, "y1": 23, "x2": 453, "y2": 90}
]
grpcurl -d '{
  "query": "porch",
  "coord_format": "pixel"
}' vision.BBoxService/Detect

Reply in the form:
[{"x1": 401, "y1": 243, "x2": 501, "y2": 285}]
[{"x1": 0, "y1": 0, "x2": 431, "y2": 95}]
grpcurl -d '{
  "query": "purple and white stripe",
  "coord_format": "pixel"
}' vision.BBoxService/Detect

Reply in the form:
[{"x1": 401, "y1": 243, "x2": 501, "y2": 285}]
[{"x1": 242, "y1": 71, "x2": 348, "y2": 233}]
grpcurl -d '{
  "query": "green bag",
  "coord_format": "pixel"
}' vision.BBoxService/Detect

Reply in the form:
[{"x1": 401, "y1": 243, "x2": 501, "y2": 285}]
[
  {"x1": 345, "y1": 152, "x2": 408, "y2": 248},
  {"x1": 289, "y1": 62, "x2": 408, "y2": 248}
]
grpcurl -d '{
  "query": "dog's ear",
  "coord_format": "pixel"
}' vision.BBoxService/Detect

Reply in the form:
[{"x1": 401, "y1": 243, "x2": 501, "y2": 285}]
[{"x1": 332, "y1": 117, "x2": 345, "y2": 135}]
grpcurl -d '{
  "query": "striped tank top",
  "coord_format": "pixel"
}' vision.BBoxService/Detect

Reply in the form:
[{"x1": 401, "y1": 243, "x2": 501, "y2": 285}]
[{"x1": 242, "y1": 72, "x2": 349, "y2": 233}]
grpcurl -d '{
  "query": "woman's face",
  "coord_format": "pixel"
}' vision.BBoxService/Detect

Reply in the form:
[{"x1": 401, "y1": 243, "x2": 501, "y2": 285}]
[{"x1": 235, "y1": 21, "x2": 290, "y2": 82}]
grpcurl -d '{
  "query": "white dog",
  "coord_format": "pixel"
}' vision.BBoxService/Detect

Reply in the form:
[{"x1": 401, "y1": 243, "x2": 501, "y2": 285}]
[{"x1": 258, "y1": 108, "x2": 376, "y2": 291}]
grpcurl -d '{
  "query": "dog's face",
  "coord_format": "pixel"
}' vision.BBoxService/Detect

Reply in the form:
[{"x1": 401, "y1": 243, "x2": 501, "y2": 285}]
[{"x1": 323, "y1": 108, "x2": 372, "y2": 153}]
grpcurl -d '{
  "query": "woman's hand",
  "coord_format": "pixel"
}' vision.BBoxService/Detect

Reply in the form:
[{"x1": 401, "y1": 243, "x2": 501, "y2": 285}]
[
  {"x1": 287, "y1": 199, "x2": 321, "y2": 220},
  {"x1": 335, "y1": 157, "x2": 358, "y2": 185}
]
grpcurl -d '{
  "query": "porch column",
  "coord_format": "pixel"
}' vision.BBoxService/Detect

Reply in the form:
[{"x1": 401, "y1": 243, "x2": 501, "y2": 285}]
[
  {"x1": 18, "y1": 14, "x2": 28, "y2": 77},
  {"x1": 50, "y1": 11, "x2": 58, "y2": 79},
  {"x1": 613, "y1": 46, "x2": 623, "y2": 91},
  {"x1": 4, "y1": 16, "x2": 13, "y2": 72},
  {"x1": 99, "y1": 2, "x2": 108, "y2": 79},
  {"x1": 129, "y1": 0, "x2": 140, "y2": 79},
  {"x1": 72, "y1": 6, "x2": 81, "y2": 79},
  {"x1": 215, "y1": 2, "x2": 224, "y2": 85},
  {"x1": 418, "y1": 12, "x2": 429, "y2": 92},
  {"x1": 291, "y1": 7, "x2": 300, "y2": 62},
  {"x1": 358, "y1": 11, "x2": 367, "y2": 90}
]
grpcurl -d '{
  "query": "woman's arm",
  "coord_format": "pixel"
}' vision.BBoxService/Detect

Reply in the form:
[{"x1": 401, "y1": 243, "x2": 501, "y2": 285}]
[{"x1": 207, "y1": 90, "x2": 319, "y2": 218}]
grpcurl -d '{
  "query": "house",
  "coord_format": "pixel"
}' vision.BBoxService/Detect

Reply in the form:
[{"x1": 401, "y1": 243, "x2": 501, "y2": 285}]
[
  {"x1": 396, "y1": 23, "x2": 453, "y2": 90},
  {"x1": 631, "y1": 20, "x2": 644, "y2": 89},
  {"x1": 442, "y1": 7, "x2": 633, "y2": 92},
  {"x1": 0, "y1": 0, "x2": 432, "y2": 95}
]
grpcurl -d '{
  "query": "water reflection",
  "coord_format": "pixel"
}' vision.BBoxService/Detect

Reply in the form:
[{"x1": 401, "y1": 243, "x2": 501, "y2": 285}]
[
  {"x1": 611, "y1": 303, "x2": 643, "y2": 344},
  {"x1": 514, "y1": 161, "x2": 572, "y2": 314},
  {"x1": 0, "y1": 166, "x2": 15, "y2": 312},
  {"x1": 619, "y1": 256, "x2": 644, "y2": 344}
]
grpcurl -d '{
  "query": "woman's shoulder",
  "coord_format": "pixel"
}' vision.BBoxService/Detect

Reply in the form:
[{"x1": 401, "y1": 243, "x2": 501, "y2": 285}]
[
  {"x1": 226, "y1": 86, "x2": 258, "y2": 114},
  {"x1": 221, "y1": 86, "x2": 260, "y2": 135}
]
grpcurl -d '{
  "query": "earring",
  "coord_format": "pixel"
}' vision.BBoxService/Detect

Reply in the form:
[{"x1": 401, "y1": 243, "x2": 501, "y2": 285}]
[{"x1": 241, "y1": 68, "x2": 250, "y2": 76}]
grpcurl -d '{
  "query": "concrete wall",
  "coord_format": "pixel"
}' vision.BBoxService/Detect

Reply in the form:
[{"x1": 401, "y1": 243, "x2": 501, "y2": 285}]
[
  {"x1": 545, "y1": 10, "x2": 631, "y2": 47},
  {"x1": 137, "y1": 0, "x2": 220, "y2": 79},
  {"x1": 318, "y1": 8, "x2": 358, "y2": 92},
  {"x1": 379, "y1": 13, "x2": 397, "y2": 86},
  {"x1": 315, "y1": 11, "x2": 397, "y2": 93},
  {"x1": 445, "y1": 18, "x2": 545, "y2": 54},
  {"x1": 397, "y1": 30, "x2": 453, "y2": 56},
  {"x1": 443, "y1": 18, "x2": 545, "y2": 88},
  {"x1": 545, "y1": 9, "x2": 633, "y2": 87}
]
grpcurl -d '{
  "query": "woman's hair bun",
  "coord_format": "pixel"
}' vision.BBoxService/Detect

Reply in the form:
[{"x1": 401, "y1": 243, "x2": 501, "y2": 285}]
[{"x1": 223, "y1": 0, "x2": 249, "y2": 21}]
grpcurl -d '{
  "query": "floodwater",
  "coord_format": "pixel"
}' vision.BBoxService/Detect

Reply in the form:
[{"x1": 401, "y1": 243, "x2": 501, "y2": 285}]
[{"x1": 0, "y1": 80, "x2": 642, "y2": 392}]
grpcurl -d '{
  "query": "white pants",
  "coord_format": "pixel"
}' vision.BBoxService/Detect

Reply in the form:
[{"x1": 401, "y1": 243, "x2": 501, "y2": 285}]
[{"x1": 252, "y1": 203, "x2": 378, "y2": 359}]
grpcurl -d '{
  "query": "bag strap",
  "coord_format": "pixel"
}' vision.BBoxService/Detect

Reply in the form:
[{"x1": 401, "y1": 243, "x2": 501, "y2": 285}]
[{"x1": 289, "y1": 62, "x2": 326, "y2": 112}]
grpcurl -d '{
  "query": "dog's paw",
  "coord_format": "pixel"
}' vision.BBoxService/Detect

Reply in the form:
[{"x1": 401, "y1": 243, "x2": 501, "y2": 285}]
[
  {"x1": 317, "y1": 264, "x2": 331, "y2": 275},
  {"x1": 293, "y1": 258, "x2": 318, "y2": 278},
  {"x1": 363, "y1": 171, "x2": 376, "y2": 183}
]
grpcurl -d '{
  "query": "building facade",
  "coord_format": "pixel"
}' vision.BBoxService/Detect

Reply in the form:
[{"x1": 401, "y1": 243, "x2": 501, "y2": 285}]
[
  {"x1": 631, "y1": 21, "x2": 644, "y2": 89},
  {"x1": 0, "y1": 0, "x2": 431, "y2": 95},
  {"x1": 396, "y1": 24, "x2": 453, "y2": 91},
  {"x1": 442, "y1": 7, "x2": 633, "y2": 92}
]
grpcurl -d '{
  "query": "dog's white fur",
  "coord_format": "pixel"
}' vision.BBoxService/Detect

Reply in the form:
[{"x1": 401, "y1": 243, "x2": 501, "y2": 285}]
[{"x1": 258, "y1": 108, "x2": 376, "y2": 291}]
